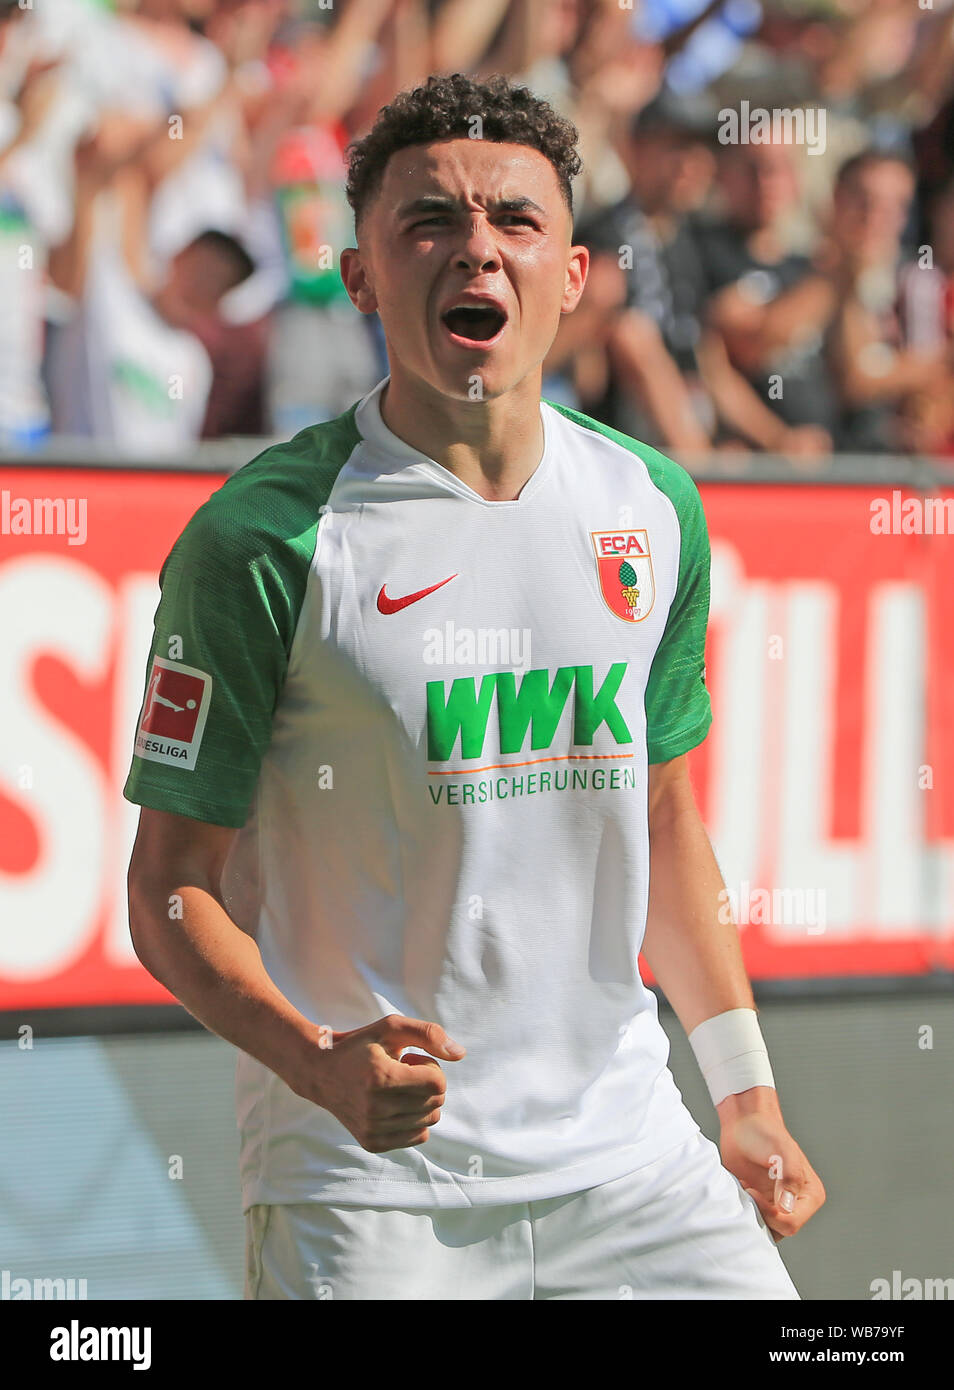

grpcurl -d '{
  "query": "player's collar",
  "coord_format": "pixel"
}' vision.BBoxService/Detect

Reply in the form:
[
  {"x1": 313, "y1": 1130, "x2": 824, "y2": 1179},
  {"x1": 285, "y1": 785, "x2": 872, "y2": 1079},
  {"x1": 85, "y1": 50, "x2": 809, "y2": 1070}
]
[
  {"x1": 353, "y1": 376, "x2": 554, "y2": 507},
  {"x1": 354, "y1": 377, "x2": 426, "y2": 464}
]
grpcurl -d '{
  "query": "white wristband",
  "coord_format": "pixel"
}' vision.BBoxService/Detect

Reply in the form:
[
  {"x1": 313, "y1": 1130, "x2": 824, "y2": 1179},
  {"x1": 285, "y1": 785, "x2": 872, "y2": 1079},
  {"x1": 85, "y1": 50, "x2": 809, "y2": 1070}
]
[{"x1": 688, "y1": 1008, "x2": 776, "y2": 1107}]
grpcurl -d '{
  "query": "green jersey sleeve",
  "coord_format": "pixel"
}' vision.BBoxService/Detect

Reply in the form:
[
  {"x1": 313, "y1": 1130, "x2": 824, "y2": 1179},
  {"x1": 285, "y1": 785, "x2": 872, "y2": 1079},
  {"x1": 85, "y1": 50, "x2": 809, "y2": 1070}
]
[
  {"x1": 123, "y1": 412, "x2": 359, "y2": 826},
  {"x1": 641, "y1": 456, "x2": 712, "y2": 763}
]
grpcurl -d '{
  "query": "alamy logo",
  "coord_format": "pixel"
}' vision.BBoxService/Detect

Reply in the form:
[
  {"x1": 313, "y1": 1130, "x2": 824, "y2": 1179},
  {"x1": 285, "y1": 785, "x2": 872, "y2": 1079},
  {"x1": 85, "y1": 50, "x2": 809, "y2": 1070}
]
[
  {"x1": 869, "y1": 491, "x2": 954, "y2": 535},
  {"x1": 870, "y1": 1271, "x2": 953, "y2": 1300},
  {"x1": 423, "y1": 622, "x2": 531, "y2": 668},
  {"x1": 1, "y1": 1269, "x2": 87, "y2": 1299},
  {"x1": 50, "y1": 1320, "x2": 151, "y2": 1370},
  {"x1": 717, "y1": 101, "x2": 827, "y2": 155},
  {"x1": 719, "y1": 881, "x2": 827, "y2": 934},
  {"x1": 1, "y1": 489, "x2": 87, "y2": 545}
]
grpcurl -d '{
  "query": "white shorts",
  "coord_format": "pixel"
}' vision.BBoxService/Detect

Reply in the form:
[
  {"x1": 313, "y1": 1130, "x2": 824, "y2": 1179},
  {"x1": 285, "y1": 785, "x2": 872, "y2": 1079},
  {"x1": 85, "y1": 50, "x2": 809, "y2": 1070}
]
[{"x1": 244, "y1": 1129, "x2": 801, "y2": 1300}]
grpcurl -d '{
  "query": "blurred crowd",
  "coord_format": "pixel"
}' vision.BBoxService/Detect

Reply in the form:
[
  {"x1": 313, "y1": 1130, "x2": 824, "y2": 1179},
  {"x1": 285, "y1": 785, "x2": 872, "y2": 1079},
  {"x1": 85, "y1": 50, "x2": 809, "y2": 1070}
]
[{"x1": 3, "y1": 0, "x2": 954, "y2": 459}]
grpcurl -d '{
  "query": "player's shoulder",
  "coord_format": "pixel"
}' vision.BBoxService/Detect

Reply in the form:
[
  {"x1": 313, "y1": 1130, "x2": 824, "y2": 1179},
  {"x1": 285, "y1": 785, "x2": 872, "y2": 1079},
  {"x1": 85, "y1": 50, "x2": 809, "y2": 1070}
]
[
  {"x1": 170, "y1": 403, "x2": 363, "y2": 564},
  {"x1": 542, "y1": 397, "x2": 705, "y2": 520}
]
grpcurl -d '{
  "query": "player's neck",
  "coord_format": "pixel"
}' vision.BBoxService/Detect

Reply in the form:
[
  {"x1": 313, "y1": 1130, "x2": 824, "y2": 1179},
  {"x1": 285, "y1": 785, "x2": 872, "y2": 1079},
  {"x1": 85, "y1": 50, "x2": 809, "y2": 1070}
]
[{"x1": 379, "y1": 370, "x2": 546, "y2": 502}]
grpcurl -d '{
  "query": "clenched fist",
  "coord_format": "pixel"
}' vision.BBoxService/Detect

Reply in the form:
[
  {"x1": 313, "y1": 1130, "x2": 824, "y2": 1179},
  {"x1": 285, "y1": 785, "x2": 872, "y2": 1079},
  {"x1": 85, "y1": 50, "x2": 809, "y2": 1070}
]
[{"x1": 289, "y1": 1014, "x2": 466, "y2": 1154}]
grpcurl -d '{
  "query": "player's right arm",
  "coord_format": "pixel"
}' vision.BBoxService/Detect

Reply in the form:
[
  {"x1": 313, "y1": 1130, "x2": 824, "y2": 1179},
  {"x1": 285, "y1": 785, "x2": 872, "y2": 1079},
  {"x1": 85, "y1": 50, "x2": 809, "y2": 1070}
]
[
  {"x1": 124, "y1": 466, "x2": 464, "y2": 1151},
  {"x1": 127, "y1": 806, "x2": 464, "y2": 1156}
]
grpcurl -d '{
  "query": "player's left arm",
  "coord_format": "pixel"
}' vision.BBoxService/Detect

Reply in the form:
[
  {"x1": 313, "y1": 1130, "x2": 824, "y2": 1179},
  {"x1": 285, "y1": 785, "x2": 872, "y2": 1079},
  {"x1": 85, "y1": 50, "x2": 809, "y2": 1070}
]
[{"x1": 642, "y1": 753, "x2": 826, "y2": 1240}]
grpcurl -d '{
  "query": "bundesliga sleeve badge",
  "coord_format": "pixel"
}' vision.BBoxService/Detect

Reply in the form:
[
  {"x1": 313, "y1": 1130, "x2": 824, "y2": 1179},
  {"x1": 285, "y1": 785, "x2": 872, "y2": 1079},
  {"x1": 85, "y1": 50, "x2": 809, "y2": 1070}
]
[
  {"x1": 591, "y1": 530, "x2": 656, "y2": 623},
  {"x1": 134, "y1": 656, "x2": 212, "y2": 770}
]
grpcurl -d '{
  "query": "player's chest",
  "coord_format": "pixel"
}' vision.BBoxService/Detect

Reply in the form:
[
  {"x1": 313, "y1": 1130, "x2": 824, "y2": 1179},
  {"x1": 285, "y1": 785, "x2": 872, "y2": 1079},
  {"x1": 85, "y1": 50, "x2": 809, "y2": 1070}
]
[{"x1": 283, "y1": 486, "x2": 680, "y2": 758}]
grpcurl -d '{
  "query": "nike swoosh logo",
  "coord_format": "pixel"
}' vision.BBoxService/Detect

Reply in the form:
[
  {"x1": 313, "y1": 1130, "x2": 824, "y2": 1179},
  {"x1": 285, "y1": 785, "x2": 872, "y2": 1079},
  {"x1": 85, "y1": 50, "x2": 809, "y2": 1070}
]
[{"x1": 377, "y1": 574, "x2": 458, "y2": 614}]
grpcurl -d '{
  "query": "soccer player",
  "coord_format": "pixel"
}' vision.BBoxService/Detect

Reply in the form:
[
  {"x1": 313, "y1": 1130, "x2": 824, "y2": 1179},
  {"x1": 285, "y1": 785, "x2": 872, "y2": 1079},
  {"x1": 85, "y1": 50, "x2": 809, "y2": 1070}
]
[{"x1": 125, "y1": 73, "x2": 825, "y2": 1300}]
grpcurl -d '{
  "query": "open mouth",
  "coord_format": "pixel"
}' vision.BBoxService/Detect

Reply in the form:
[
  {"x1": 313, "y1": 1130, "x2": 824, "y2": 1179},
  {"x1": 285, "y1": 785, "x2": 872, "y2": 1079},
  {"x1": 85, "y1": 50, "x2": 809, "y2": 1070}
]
[{"x1": 441, "y1": 304, "x2": 508, "y2": 345}]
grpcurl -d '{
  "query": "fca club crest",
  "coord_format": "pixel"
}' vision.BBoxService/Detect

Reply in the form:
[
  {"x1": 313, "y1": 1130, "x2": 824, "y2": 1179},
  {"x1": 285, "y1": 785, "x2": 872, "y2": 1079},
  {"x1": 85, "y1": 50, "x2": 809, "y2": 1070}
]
[{"x1": 591, "y1": 529, "x2": 656, "y2": 623}]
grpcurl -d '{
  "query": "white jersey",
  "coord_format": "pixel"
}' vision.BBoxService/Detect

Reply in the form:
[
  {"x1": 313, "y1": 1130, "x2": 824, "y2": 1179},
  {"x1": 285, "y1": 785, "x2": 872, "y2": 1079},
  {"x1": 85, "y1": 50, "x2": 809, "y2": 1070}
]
[{"x1": 125, "y1": 376, "x2": 713, "y2": 1209}]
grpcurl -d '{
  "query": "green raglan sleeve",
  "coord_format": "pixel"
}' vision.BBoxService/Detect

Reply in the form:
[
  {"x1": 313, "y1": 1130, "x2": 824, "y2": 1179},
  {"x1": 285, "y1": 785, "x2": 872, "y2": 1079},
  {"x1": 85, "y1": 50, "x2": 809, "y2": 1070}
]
[
  {"x1": 643, "y1": 464, "x2": 713, "y2": 764},
  {"x1": 123, "y1": 488, "x2": 309, "y2": 829}
]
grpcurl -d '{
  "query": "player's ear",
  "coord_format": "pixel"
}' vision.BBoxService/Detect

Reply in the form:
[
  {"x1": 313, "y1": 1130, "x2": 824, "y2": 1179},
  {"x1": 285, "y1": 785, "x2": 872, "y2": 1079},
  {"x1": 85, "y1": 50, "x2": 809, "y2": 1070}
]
[
  {"x1": 561, "y1": 244, "x2": 589, "y2": 315},
  {"x1": 340, "y1": 248, "x2": 379, "y2": 315}
]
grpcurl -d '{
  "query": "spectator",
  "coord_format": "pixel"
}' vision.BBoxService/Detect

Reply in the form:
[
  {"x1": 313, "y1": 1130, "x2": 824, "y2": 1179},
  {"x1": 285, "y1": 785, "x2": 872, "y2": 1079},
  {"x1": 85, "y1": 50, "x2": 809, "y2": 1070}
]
[
  {"x1": 721, "y1": 149, "x2": 940, "y2": 453},
  {"x1": 576, "y1": 96, "x2": 718, "y2": 451},
  {"x1": 695, "y1": 139, "x2": 836, "y2": 455},
  {"x1": 47, "y1": 119, "x2": 256, "y2": 454},
  {"x1": 2, "y1": 0, "x2": 953, "y2": 460},
  {"x1": 895, "y1": 175, "x2": 954, "y2": 455},
  {"x1": 264, "y1": 116, "x2": 381, "y2": 432},
  {"x1": 0, "y1": 0, "x2": 57, "y2": 447},
  {"x1": 823, "y1": 150, "x2": 939, "y2": 452},
  {"x1": 254, "y1": 1, "x2": 397, "y2": 430},
  {"x1": 103, "y1": 0, "x2": 248, "y2": 264},
  {"x1": 172, "y1": 230, "x2": 269, "y2": 439}
]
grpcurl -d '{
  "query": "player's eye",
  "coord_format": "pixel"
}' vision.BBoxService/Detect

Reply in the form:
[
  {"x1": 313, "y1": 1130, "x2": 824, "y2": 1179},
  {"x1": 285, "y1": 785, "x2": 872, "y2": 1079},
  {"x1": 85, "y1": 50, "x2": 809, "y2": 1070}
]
[{"x1": 414, "y1": 216, "x2": 450, "y2": 227}]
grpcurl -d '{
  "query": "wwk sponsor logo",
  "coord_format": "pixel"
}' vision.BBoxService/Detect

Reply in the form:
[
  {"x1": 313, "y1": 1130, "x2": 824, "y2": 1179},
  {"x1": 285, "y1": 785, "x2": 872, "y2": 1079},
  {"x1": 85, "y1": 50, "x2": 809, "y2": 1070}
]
[{"x1": 426, "y1": 662, "x2": 631, "y2": 762}]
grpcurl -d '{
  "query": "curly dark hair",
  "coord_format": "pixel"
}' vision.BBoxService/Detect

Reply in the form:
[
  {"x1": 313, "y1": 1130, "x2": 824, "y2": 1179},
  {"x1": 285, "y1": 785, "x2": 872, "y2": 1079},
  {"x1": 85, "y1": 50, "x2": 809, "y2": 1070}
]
[{"x1": 346, "y1": 73, "x2": 582, "y2": 230}]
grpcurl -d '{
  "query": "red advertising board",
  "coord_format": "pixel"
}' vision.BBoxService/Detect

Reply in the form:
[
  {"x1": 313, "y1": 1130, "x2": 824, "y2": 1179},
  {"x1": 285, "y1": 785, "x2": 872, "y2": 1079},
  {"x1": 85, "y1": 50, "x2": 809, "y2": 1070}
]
[
  {"x1": 0, "y1": 467, "x2": 224, "y2": 1009},
  {"x1": 686, "y1": 483, "x2": 954, "y2": 979},
  {"x1": 1, "y1": 468, "x2": 952, "y2": 1013}
]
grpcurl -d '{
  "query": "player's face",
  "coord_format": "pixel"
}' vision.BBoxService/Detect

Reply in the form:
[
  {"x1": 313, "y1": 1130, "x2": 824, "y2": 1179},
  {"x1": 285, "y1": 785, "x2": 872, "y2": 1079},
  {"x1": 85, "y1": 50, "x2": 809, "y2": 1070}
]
[{"x1": 341, "y1": 138, "x2": 587, "y2": 402}]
